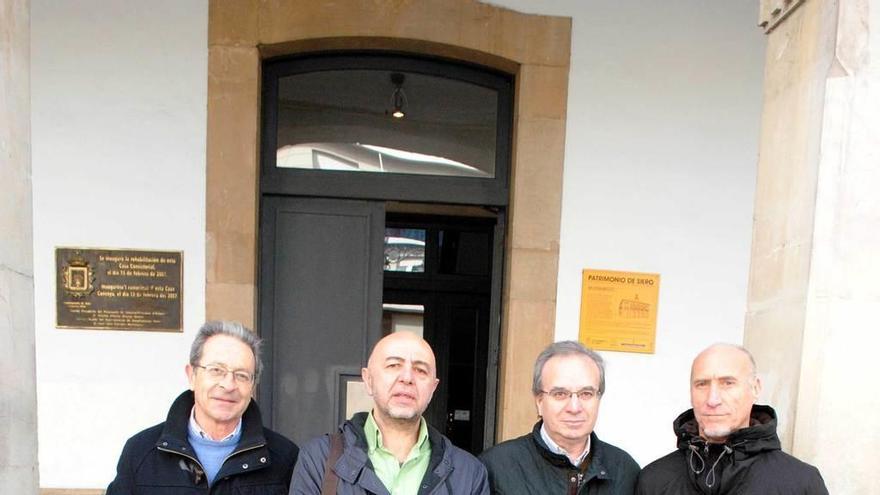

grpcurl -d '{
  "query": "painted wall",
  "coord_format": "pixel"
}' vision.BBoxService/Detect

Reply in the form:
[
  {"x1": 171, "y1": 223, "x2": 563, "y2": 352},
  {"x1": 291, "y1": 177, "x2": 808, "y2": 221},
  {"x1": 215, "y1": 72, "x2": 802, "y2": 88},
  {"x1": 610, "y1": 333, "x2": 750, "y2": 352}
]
[
  {"x1": 31, "y1": 0, "x2": 208, "y2": 488},
  {"x1": 490, "y1": 0, "x2": 765, "y2": 465},
  {"x1": 29, "y1": 0, "x2": 762, "y2": 487}
]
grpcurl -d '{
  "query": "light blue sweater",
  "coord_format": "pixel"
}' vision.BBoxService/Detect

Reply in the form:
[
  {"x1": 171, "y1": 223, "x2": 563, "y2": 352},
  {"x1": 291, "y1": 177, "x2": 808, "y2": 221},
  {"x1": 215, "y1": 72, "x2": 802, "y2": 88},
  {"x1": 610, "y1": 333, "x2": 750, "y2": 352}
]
[{"x1": 187, "y1": 424, "x2": 241, "y2": 485}]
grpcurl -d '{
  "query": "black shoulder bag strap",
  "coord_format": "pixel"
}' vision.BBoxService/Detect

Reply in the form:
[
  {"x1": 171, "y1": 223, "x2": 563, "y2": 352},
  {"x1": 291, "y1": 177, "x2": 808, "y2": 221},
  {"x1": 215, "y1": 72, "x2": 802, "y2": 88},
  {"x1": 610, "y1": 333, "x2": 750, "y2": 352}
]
[{"x1": 320, "y1": 432, "x2": 344, "y2": 495}]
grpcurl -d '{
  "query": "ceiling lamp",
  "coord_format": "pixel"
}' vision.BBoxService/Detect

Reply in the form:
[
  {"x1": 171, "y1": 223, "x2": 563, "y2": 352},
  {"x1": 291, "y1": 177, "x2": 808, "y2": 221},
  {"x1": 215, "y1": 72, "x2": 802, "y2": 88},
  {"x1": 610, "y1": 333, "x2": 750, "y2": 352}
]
[{"x1": 390, "y1": 73, "x2": 407, "y2": 119}]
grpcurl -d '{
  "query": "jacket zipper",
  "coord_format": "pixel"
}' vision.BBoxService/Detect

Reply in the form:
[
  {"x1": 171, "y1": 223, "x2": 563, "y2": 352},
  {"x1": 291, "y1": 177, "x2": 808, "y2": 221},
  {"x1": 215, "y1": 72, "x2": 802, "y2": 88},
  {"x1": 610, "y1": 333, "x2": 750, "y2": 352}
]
[
  {"x1": 567, "y1": 472, "x2": 583, "y2": 495},
  {"x1": 157, "y1": 446, "x2": 207, "y2": 486},
  {"x1": 157, "y1": 442, "x2": 265, "y2": 491},
  {"x1": 221, "y1": 442, "x2": 266, "y2": 466}
]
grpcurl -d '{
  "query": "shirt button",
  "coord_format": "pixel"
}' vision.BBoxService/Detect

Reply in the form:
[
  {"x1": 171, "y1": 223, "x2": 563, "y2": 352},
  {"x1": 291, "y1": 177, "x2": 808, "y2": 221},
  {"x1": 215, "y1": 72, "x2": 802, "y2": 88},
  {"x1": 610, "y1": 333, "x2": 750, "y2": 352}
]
[
  {"x1": 161, "y1": 442, "x2": 168, "y2": 446},
  {"x1": 242, "y1": 463, "x2": 249, "y2": 469},
  {"x1": 260, "y1": 457, "x2": 267, "y2": 463}
]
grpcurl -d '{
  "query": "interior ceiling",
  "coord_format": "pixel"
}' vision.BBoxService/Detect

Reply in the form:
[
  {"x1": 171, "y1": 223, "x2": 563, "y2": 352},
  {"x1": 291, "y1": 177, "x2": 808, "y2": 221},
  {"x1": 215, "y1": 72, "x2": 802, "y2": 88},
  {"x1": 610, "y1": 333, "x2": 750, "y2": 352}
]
[
  {"x1": 277, "y1": 69, "x2": 497, "y2": 127},
  {"x1": 275, "y1": 68, "x2": 499, "y2": 173}
]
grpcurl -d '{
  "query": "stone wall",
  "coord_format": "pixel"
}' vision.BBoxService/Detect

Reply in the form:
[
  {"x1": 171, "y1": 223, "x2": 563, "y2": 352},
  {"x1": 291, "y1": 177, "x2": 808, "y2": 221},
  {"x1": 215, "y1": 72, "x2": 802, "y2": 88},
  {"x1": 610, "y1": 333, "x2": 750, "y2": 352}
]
[
  {"x1": 0, "y1": 0, "x2": 39, "y2": 492},
  {"x1": 748, "y1": 1, "x2": 880, "y2": 491}
]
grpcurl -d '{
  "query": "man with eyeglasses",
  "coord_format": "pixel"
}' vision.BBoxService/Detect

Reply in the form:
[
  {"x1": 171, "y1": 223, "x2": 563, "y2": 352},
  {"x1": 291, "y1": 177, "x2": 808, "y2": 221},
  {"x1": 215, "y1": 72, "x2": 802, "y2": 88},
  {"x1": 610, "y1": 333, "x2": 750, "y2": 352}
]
[
  {"x1": 107, "y1": 321, "x2": 299, "y2": 494},
  {"x1": 480, "y1": 340, "x2": 639, "y2": 494}
]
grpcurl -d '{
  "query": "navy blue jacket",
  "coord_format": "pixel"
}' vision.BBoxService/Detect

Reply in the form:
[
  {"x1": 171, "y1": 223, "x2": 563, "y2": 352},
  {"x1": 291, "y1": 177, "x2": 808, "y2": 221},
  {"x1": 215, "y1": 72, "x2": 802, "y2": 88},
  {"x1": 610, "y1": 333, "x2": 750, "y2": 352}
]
[{"x1": 107, "y1": 390, "x2": 298, "y2": 495}]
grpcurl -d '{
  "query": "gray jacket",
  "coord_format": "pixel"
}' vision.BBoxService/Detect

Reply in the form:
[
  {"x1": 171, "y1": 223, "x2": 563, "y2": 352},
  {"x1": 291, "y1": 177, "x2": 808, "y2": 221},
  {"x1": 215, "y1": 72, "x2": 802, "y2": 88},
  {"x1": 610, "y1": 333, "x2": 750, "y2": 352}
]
[{"x1": 289, "y1": 412, "x2": 489, "y2": 495}]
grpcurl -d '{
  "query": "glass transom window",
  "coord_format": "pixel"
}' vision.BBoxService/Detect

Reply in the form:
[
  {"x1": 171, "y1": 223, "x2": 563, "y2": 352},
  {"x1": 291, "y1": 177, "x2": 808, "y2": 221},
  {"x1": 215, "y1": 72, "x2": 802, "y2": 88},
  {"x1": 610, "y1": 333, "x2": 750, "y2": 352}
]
[{"x1": 274, "y1": 69, "x2": 499, "y2": 178}]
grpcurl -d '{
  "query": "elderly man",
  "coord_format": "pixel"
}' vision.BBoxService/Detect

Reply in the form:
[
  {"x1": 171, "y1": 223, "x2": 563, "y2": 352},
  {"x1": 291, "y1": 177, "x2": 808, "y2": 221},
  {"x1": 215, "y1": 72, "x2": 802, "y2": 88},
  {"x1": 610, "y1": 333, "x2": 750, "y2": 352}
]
[
  {"x1": 480, "y1": 341, "x2": 639, "y2": 494},
  {"x1": 107, "y1": 321, "x2": 299, "y2": 494},
  {"x1": 636, "y1": 343, "x2": 828, "y2": 494},
  {"x1": 290, "y1": 331, "x2": 489, "y2": 494}
]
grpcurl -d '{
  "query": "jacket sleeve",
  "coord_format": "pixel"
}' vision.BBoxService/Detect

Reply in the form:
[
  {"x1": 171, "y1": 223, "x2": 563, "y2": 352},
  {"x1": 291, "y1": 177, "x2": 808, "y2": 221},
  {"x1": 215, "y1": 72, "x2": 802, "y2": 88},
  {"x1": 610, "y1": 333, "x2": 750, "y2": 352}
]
[
  {"x1": 472, "y1": 463, "x2": 490, "y2": 495},
  {"x1": 477, "y1": 448, "x2": 500, "y2": 493},
  {"x1": 635, "y1": 468, "x2": 663, "y2": 495},
  {"x1": 289, "y1": 435, "x2": 331, "y2": 495},
  {"x1": 634, "y1": 471, "x2": 648, "y2": 495},
  {"x1": 105, "y1": 437, "x2": 135, "y2": 495},
  {"x1": 618, "y1": 454, "x2": 641, "y2": 494},
  {"x1": 808, "y1": 465, "x2": 830, "y2": 495}
]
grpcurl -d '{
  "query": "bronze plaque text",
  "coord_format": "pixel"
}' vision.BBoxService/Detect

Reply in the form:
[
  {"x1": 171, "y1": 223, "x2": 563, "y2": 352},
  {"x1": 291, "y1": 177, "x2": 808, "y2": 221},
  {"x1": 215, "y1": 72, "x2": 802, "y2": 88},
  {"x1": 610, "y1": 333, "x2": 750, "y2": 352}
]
[{"x1": 56, "y1": 247, "x2": 183, "y2": 332}]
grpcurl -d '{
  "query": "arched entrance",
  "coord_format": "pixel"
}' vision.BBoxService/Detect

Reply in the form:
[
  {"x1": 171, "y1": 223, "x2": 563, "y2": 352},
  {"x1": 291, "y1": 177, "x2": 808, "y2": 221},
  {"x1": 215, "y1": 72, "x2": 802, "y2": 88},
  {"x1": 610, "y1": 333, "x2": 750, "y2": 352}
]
[{"x1": 205, "y1": 1, "x2": 572, "y2": 441}]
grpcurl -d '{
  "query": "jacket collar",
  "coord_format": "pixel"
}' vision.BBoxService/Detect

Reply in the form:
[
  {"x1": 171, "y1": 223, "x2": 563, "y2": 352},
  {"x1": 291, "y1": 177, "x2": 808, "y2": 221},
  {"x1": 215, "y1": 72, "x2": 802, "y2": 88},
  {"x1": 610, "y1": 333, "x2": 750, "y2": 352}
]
[
  {"x1": 673, "y1": 404, "x2": 782, "y2": 456},
  {"x1": 155, "y1": 390, "x2": 271, "y2": 479},
  {"x1": 334, "y1": 412, "x2": 452, "y2": 494},
  {"x1": 673, "y1": 404, "x2": 782, "y2": 492},
  {"x1": 529, "y1": 421, "x2": 614, "y2": 483},
  {"x1": 158, "y1": 390, "x2": 267, "y2": 449}
]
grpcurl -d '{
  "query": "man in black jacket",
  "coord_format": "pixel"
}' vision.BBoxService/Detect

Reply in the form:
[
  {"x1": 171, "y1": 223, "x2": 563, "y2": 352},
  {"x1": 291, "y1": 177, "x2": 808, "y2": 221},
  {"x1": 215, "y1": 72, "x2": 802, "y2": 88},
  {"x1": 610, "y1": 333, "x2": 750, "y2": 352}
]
[
  {"x1": 480, "y1": 341, "x2": 639, "y2": 494},
  {"x1": 636, "y1": 343, "x2": 828, "y2": 494},
  {"x1": 106, "y1": 321, "x2": 298, "y2": 494}
]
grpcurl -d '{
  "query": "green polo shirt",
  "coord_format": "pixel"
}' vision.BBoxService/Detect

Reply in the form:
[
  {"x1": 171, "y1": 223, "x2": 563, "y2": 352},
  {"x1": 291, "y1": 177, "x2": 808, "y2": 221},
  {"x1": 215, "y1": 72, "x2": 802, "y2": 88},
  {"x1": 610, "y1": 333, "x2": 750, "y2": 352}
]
[{"x1": 364, "y1": 411, "x2": 432, "y2": 494}]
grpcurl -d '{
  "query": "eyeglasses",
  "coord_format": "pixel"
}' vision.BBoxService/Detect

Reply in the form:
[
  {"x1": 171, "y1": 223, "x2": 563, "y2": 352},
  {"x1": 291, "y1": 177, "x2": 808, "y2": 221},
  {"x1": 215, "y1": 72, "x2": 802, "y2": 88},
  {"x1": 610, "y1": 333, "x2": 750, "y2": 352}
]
[
  {"x1": 194, "y1": 364, "x2": 255, "y2": 384},
  {"x1": 539, "y1": 388, "x2": 600, "y2": 402}
]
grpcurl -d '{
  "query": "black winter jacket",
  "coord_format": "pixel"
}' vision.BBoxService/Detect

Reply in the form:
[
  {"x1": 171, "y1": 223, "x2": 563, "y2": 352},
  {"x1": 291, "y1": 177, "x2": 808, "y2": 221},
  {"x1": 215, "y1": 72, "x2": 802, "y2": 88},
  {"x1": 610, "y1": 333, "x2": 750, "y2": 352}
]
[
  {"x1": 636, "y1": 405, "x2": 828, "y2": 495},
  {"x1": 106, "y1": 390, "x2": 298, "y2": 495},
  {"x1": 289, "y1": 412, "x2": 490, "y2": 494},
  {"x1": 479, "y1": 421, "x2": 640, "y2": 494}
]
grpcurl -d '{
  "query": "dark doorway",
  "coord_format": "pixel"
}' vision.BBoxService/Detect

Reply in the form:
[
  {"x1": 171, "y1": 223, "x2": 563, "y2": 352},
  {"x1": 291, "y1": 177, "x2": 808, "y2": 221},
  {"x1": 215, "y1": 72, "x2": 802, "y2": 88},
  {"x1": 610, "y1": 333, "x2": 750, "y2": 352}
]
[{"x1": 383, "y1": 214, "x2": 494, "y2": 453}]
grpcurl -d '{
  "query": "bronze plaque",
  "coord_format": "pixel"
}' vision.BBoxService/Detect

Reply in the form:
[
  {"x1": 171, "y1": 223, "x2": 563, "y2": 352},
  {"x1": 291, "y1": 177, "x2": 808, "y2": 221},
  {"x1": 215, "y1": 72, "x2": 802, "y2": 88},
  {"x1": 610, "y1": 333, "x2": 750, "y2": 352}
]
[{"x1": 56, "y1": 247, "x2": 183, "y2": 332}]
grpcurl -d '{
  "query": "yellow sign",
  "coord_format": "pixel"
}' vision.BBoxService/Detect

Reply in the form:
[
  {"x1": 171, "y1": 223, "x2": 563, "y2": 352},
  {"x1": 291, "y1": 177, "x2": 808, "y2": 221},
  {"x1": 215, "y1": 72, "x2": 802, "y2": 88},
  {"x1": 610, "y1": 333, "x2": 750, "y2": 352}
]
[{"x1": 579, "y1": 269, "x2": 659, "y2": 354}]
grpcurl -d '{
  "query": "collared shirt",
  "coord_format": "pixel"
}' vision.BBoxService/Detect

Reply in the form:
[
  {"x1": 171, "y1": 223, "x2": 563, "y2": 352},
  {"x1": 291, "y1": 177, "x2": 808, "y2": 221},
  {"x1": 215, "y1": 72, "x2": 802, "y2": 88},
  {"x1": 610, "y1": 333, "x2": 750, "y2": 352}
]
[
  {"x1": 540, "y1": 422, "x2": 591, "y2": 467},
  {"x1": 364, "y1": 411, "x2": 432, "y2": 495},
  {"x1": 189, "y1": 406, "x2": 242, "y2": 442}
]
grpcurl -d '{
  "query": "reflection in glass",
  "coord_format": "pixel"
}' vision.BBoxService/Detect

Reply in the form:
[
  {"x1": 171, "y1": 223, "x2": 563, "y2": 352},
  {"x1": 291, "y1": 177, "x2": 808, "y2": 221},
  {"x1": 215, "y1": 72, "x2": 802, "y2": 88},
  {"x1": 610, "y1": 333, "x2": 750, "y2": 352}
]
[
  {"x1": 384, "y1": 228, "x2": 426, "y2": 272},
  {"x1": 277, "y1": 143, "x2": 488, "y2": 177},
  {"x1": 275, "y1": 69, "x2": 498, "y2": 178},
  {"x1": 382, "y1": 304, "x2": 424, "y2": 338}
]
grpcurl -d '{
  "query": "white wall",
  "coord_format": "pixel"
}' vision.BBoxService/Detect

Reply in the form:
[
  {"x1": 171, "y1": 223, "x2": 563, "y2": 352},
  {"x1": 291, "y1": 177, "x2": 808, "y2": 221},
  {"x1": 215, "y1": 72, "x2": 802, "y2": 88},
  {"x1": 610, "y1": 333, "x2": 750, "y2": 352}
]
[
  {"x1": 491, "y1": 0, "x2": 765, "y2": 465},
  {"x1": 31, "y1": 0, "x2": 208, "y2": 488}
]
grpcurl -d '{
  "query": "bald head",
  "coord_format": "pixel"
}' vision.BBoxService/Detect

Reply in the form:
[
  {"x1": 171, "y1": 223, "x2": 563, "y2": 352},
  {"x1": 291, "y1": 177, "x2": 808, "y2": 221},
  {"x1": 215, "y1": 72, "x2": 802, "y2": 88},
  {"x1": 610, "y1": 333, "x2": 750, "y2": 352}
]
[
  {"x1": 691, "y1": 343, "x2": 757, "y2": 381},
  {"x1": 362, "y1": 332, "x2": 439, "y2": 424},
  {"x1": 367, "y1": 331, "x2": 437, "y2": 372}
]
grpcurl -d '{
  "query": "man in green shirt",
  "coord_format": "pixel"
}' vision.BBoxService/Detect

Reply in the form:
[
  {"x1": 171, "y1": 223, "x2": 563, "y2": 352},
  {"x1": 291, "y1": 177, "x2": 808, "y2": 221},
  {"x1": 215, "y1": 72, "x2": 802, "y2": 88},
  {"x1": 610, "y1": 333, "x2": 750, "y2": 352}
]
[{"x1": 289, "y1": 332, "x2": 489, "y2": 494}]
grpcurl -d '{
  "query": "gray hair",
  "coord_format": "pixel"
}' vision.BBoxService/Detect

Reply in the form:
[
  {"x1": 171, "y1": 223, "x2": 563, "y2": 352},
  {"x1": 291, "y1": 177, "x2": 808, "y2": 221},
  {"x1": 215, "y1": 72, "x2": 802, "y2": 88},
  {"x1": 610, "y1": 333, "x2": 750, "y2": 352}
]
[
  {"x1": 189, "y1": 321, "x2": 263, "y2": 383},
  {"x1": 532, "y1": 340, "x2": 606, "y2": 396}
]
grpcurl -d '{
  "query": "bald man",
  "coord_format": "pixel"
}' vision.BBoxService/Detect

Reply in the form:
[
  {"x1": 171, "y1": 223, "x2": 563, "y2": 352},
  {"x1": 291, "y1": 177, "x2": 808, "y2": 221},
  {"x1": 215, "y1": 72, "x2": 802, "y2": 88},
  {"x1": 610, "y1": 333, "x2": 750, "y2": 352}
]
[
  {"x1": 289, "y1": 332, "x2": 489, "y2": 494},
  {"x1": 636, "y1": 343, "x2": 828, "y2": 494}
]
